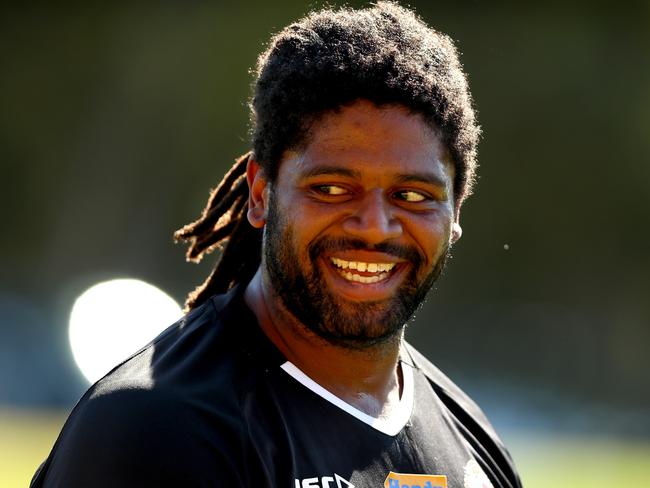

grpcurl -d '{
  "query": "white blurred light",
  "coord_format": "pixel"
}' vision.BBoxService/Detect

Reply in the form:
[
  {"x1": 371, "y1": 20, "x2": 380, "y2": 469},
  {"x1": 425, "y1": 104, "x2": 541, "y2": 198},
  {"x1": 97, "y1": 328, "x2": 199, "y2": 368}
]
[{"x1": 69, "y1": 278, "x2": 182, "y2": 384}]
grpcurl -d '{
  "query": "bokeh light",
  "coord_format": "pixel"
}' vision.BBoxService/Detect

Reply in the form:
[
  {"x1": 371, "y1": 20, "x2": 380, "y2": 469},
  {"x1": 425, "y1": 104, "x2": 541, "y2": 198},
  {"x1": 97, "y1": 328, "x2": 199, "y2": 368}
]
[{"x1": 68, "y1": 279, "x2": 182, "y2": 384}]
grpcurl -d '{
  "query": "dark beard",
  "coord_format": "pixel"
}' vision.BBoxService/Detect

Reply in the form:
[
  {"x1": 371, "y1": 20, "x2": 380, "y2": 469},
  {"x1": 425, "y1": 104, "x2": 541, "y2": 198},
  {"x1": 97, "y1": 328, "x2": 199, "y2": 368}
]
[{"x1": 263, "y1": 195, "x2": 449, "y2": 349}]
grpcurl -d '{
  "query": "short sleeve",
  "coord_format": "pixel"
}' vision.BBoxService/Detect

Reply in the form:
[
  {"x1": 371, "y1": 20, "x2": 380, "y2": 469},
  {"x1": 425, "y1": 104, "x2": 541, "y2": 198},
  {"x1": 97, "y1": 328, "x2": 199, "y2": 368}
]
[{"x1": 31, "y1": 386, "x2": 244, "y2": 487}]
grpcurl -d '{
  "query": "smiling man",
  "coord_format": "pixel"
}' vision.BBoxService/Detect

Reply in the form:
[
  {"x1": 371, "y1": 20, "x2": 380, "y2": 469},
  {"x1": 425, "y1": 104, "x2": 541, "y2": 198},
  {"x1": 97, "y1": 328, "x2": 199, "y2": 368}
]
[
  {"x1": 32, "y1": 3, "x2": 522, "y2": 488},
  {"x1": 252, "y1": 101, "x2": 455, "y2": 351}
]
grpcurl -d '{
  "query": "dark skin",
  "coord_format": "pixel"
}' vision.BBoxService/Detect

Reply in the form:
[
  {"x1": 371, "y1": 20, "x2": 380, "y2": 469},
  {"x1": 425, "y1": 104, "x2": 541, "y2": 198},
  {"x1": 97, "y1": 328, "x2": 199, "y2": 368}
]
[{"x1": 245, "y1": 100, "x2": 462, "y2": 419}]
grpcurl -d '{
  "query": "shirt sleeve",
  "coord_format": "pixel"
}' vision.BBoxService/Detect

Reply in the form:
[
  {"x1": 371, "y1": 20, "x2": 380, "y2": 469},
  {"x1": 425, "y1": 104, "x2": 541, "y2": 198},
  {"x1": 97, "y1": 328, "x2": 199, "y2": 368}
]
[{"x1": 31, "y1": 385, "x2": 244, "y2": 488}]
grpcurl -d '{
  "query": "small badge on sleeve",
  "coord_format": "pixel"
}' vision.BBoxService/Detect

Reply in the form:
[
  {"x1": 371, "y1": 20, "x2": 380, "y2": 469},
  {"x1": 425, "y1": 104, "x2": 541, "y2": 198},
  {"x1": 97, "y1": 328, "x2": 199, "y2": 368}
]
[
  {"x1": 383, "y1": 471, "x2": 447, "y2": 488},
  {"x1": 463, "y1": 459, "x2": 494, "y2": 488}
]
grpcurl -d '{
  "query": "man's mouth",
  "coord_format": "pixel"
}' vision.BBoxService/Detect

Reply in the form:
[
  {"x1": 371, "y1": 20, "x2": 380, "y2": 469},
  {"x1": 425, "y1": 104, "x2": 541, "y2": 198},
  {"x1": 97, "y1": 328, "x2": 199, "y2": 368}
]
[{"x1": 330, "y1": 257, "x2": 397, "y2": 284}]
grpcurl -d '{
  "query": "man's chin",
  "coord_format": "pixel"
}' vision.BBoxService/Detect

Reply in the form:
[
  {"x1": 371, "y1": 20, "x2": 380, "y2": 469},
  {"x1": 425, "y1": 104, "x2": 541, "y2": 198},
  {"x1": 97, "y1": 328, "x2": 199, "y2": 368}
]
[
  {"x1": 303, "y1": 300, "x2": 409, "y2": 350},
  {"x1": 308, "y1": 323, "x2": 404, "y2": 350}
]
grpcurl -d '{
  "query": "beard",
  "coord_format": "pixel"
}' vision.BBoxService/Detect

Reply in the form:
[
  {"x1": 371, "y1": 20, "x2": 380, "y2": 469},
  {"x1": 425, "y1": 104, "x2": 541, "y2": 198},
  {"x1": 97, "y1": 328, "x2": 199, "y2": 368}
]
[{"x1": 263, "y1": 195, "x2": 449, "y2": 349}]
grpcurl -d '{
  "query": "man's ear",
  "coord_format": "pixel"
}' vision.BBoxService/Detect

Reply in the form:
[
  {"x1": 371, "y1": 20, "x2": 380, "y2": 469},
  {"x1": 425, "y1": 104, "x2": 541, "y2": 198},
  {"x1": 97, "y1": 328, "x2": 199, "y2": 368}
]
[
  {"x1": 450, "y1": 206, "x2": 462, "y2": 244},
  {"x1": 451, "y1": 221, "x2": 463, "y2": 244},
  {"x1": 246, "y1": 157, "x2": 269, "y2": 229}
]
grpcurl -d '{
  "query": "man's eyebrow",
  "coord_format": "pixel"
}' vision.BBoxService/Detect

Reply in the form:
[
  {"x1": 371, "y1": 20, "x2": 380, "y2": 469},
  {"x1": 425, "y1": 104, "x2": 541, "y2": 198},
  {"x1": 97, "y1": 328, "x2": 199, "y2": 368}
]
[
  {"x1": 297, "y1": 166, "x2": 448, "y2": 188},
  {"x1": 298, "y1": 166, "x2": 361, "y2": 180},
  {"x1": 395, "y1": 172, "x2": 447, "y2": 188}
]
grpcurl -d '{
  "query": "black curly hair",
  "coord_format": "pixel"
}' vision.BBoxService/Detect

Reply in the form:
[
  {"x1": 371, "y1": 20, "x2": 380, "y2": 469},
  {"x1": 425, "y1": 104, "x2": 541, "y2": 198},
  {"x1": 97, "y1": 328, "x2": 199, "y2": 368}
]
[{"x1": 175, "y1": 1, "x2": 480, "y2": 311}]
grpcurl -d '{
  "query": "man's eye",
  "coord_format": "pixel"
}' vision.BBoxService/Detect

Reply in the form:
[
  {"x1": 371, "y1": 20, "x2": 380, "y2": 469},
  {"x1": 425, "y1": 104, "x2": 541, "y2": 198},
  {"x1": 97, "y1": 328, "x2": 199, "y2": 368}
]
[
  {"x1": 316, "y1": 185, "x2": 348, "y2": 196},
  {"x1": 395, "y1": 190, "x2": 428, "y2": 202}
]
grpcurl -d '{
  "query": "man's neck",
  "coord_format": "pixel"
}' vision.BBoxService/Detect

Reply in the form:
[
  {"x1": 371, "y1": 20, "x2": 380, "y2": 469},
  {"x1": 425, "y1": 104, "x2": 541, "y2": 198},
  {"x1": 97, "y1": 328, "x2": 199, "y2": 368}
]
[{"x1": 244, "y1": 268, "x2": 403, "y2": 419}]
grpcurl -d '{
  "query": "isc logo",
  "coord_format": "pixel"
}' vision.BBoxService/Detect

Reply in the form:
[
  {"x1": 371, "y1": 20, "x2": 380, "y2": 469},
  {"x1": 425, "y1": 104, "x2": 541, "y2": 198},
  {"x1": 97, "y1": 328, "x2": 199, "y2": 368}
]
[
  {"x1": 383, "y1": 472, "x2": 447, "y2": 488},
  {"x1": 294, "y1": 473, "x2": 354, "y2": 488}
]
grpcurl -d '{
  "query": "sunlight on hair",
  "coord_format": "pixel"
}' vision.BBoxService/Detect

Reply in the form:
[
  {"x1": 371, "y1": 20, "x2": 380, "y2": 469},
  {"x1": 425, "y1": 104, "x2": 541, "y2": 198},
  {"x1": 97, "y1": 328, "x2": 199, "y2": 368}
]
[{"x1": 68, "y1": 279, "x2": 182, "y2": 384}]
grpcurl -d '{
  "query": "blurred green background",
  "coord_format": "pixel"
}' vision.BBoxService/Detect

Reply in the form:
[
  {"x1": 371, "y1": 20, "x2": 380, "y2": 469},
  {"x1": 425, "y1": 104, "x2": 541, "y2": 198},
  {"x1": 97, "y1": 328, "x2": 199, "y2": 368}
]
[{"x1": 1, "y1": 1, "x2": 649, "y2": 486}]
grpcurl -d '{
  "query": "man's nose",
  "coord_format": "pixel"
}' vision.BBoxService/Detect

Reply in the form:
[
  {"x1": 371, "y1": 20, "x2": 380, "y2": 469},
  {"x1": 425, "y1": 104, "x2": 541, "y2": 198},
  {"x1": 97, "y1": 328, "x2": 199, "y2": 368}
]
[{"x1": 341, "y1": 189, "x2": 402, "y2": 243}]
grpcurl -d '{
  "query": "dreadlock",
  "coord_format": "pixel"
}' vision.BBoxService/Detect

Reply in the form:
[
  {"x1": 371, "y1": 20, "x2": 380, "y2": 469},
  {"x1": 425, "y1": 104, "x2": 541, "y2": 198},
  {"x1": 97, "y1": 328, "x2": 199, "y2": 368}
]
[
  {"x1": 174, "y1": 152, "x2": 261, "y2": 310},
  {"x1": 176, "y1": 1, "x2": 480, "y2": 311}
]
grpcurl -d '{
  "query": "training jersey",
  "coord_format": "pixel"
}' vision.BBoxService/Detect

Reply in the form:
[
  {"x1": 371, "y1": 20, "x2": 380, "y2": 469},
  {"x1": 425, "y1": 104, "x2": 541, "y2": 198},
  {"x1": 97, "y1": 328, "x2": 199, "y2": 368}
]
[{"x1": 32, "y1": 286, "x2": 522, "y2": 488}]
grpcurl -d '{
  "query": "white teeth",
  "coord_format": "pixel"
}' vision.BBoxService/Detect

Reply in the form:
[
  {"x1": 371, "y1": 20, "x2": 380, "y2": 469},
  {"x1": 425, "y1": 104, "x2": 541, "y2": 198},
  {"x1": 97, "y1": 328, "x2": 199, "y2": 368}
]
[
  {"x1": 341, "y1": 271, "x2": 388, "y2": 283},
  {"x1": 330, "y1": 258, "x2": 396, "y2": 274}
]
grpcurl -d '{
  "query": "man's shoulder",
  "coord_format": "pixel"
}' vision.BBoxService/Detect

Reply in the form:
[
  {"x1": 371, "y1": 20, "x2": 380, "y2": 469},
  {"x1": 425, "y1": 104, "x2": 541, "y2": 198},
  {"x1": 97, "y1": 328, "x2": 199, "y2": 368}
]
[
  {"x1": 84, "y1": 286, "x2": 261, "y2": 416},
  {"x1": 93, "y1": 289, "x2": 242, "y2": 392},
  {"x1": 404, "y1": 342, "x2": 493, "y2": 427},
  {"x1": 33, "y1": 377, "x2": 243, "y2": 486},
  {"x1": 404, "y1": 342, "x2": 522, "y2": 488},
  {"x1": 31, "y1": 288, "x2": 256, "y2": 487}
]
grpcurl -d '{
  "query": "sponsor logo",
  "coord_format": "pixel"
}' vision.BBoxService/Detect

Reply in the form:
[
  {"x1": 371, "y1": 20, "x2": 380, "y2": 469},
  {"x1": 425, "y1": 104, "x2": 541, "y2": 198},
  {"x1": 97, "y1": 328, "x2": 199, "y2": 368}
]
[
  {"x1": 383, "y1": 471, "x2": 447, "y2": 488},
  {"x1": 463, "y1": 459, "x2": 493, "y2": 488},
  {"x1": 294, "y1": 473, "x2": 354, "y2": 488}
]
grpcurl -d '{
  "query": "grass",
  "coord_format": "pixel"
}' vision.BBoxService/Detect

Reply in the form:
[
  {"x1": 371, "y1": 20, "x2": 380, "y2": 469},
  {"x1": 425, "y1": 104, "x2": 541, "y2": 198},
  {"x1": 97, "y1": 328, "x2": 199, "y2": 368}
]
[
  {"x1": 0, "y1": 409, "x2": 67, "y2": 488},
  {"x1": 507, "y1": 431, "x2": 650, "y2": 487},
  {"x1": 1, "y1": 409, "x2": 649, "y2": 487}
]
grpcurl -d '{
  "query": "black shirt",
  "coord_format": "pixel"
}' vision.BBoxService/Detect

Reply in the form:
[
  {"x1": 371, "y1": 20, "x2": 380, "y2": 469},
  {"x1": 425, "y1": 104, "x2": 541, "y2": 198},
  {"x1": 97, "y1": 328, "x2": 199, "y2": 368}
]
[{"x1": 32, "y1": 286, "x2": 522, "y2": 488}]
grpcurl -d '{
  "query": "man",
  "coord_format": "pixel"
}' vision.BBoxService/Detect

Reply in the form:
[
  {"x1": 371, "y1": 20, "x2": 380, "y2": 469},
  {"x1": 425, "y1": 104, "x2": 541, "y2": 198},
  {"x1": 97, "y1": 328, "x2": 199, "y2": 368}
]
[{"x1": 32, "y1": 3, "x2": 522, "y2": 487}]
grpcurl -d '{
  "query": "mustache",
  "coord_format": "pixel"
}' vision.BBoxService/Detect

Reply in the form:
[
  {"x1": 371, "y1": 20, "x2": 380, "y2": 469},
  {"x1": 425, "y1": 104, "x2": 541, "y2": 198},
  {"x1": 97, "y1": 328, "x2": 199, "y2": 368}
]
[{"x1": 308, "y1": 237, "x2": 424, "y2": 265}]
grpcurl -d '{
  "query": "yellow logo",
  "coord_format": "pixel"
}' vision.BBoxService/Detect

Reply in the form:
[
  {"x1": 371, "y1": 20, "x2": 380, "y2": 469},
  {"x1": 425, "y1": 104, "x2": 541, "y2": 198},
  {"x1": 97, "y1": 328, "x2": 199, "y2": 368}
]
[{"x1": 384, "y1": 471, "x2": 447, "y2": 488}]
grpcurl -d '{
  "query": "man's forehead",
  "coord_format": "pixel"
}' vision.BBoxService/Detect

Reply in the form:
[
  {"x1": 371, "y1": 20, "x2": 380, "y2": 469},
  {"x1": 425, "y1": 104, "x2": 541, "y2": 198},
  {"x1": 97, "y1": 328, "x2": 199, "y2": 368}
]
[
  {"x1": 291, "y1": 162, "x2": 452, "y2": 189},
  {"x1": 308, "y1": 100, "x2": 437, "y2": 143},
  {"x1": 294, "y1": 101, "x2": 449, "y2": 156}
]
